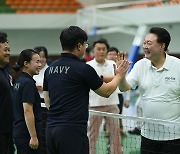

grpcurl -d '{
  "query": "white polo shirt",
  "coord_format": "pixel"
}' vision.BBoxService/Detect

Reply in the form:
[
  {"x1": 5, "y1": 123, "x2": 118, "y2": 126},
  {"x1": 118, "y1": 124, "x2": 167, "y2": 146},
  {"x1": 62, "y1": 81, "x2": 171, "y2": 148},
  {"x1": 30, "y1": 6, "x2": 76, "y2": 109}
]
[
  {"x1": 87, "y1": 59, "x2": 119, "y2": 107},
  {"x1": 127, "y1": 54, "x2": 180, "y2": 140},
  {"x1": 33, "y1": 63, "x2": 49, "y2": 98}
]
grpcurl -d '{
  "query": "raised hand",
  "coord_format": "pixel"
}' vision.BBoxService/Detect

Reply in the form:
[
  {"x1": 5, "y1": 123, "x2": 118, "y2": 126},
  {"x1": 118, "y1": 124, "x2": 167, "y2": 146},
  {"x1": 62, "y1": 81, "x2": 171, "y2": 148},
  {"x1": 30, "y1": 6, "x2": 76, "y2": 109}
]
[
  {"x1": 115, "y1": 52, "x2": 131, "y2": 78},
  {"x1": 116, "y1": 52, "x2": 127, "y2": 67}
]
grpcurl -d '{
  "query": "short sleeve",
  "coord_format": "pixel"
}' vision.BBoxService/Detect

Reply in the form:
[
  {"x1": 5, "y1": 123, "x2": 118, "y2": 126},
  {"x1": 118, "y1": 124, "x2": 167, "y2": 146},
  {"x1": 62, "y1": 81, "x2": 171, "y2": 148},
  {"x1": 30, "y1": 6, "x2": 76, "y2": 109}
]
[
  {"x1": 127, "y1": 61, "x2": 140, "y2": 89},
  {"x1": 22, "y1": 81, "x2": 36, "y2": 104},
  {"x1": 83, "y1": 64, "x2": 103, "y2": 90}
]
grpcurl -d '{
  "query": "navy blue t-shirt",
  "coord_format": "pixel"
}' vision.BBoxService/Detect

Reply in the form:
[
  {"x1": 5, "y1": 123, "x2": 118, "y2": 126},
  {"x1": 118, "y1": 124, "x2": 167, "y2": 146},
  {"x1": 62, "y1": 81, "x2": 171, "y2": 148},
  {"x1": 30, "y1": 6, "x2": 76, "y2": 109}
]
[
  {"x1": 43, "y1": 53, "x2": 103, "y2": 128},
  {"x1": 13, "y1": 72, "x2": 42, "y2": 137}
]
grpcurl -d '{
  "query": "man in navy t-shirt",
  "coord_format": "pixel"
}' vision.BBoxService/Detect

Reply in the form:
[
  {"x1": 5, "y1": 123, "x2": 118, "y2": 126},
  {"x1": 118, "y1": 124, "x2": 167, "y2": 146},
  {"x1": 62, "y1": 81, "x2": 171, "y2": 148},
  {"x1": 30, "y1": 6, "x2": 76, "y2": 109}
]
[
  {"x1": 0, "y1": 32, "x2": 14, "y2": 154},
  {"x1": 43, "y1": 26, "x2": 131, "y2": 154}
]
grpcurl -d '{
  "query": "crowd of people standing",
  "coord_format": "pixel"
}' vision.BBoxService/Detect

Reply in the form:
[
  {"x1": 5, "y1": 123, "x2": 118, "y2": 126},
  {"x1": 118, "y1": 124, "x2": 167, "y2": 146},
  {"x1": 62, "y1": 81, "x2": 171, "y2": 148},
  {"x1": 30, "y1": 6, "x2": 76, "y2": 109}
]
[{"x1": 0, "y1": 26, "x2": 180, "y2": 154}]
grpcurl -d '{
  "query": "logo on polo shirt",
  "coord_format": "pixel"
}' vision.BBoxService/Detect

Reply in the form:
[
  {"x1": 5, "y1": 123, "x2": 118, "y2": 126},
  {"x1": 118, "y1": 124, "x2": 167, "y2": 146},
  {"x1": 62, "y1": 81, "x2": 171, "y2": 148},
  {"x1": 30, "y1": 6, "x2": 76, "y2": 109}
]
[{"x1": 165, "y1": 77, "x2": 175, "y2": 83}]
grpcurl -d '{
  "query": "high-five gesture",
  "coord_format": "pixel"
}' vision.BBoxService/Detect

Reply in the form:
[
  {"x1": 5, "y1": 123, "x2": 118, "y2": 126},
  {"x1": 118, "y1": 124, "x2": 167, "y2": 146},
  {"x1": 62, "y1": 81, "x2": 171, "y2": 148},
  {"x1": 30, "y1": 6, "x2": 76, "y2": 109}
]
[{"x1": 115, "y1": 52, "x2": 131, "y2": 79}]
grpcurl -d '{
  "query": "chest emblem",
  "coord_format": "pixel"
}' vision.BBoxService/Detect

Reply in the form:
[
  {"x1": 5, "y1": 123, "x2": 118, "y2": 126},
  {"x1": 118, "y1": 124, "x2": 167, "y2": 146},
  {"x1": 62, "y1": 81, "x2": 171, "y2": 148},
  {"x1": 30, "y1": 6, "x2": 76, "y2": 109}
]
[{"x1": 165, "y1": 77, "x2": 175, "y2": 83}]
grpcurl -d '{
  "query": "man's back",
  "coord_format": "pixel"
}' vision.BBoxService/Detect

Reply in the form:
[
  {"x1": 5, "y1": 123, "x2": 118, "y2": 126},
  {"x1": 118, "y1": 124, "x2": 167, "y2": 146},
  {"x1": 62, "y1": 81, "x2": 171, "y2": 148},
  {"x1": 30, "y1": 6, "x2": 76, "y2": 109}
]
[{"x1": 44, "y1": 53, "x2": 103, "y2": 128}]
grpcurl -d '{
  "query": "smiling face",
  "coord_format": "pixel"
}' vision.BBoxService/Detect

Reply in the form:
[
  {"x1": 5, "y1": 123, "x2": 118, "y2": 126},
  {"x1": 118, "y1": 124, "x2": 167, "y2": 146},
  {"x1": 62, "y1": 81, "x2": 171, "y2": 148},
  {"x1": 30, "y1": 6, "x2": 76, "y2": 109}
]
[
  {"x1": 143, "y1": 33, "x2": 165, "y2": 62},
  {"x1": 0, "y1": 42, "x2": 10, "y2": 67},
  {"x1": 93, "y1": 43, "x2": 107, "y2": 64},
  {"x1": 25, "y1": 54, "x2": 41, "y2": 76}
]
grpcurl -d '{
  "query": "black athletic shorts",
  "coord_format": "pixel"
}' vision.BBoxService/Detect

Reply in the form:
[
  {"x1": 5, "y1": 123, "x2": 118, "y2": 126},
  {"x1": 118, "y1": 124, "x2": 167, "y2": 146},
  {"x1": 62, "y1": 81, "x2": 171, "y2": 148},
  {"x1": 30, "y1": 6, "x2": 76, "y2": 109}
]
[
  {"x1": 46, "y1": 125, "x2": 89, "y2": 154},
  {"x1": 141, "y1": 136, "x2": 180, "y2": 154}
]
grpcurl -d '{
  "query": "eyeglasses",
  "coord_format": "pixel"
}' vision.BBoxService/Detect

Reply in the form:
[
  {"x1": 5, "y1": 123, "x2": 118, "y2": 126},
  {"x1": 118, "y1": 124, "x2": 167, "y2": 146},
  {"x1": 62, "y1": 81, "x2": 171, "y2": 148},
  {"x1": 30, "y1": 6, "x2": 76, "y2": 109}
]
[{"x1": 85, "y1": 43, "x2": 89, "y2": 49}]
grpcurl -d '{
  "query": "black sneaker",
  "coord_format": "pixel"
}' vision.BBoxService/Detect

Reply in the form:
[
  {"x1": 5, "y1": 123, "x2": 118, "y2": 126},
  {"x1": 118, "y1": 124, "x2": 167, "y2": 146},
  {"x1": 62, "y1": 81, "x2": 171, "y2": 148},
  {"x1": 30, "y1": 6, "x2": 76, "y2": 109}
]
[{"x1": 128, "y1": 127, "x2": 141, "y2": 135}]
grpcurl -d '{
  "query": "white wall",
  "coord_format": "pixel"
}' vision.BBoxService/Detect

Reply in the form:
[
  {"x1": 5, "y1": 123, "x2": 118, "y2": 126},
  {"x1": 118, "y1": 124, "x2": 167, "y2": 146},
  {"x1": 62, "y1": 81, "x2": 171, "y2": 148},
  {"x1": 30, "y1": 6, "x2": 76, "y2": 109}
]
[
  {"x1": 5, "y1": 29, "x2": 62, "y2": 55},
  {"x1": 1, "y1": 28, "x2": 135, "y2": 55},
  {"x1": 88, "y1": 23, "x2": 180, "y2": 54},
  {"x1": 1, "y1": 4, "x2": 180, "y2": 55},
  {"x1": 4, "y1": 23, "x2": 180, "y2": 56}
]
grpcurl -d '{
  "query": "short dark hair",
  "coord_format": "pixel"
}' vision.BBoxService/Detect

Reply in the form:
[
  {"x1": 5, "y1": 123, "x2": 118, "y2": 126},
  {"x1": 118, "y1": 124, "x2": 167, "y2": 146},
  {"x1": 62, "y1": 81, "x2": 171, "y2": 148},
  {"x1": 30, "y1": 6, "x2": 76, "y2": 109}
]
[
  {"x1": 0, "y1": 32, "x2": 8, "y2": 44},
  {"x1": 149, "y1": 27, "x2": 171, "y2": 51},
  {"x1": 34, "y1": 46, "x2": 48, "y2": 59},
  {"x1": 107, "y1": 47, "x2": 119, "y2": 54},
  {"x1": 60, "y1": 26, "x2": 88, "y2": 51},
  {"x1": 93, "y1": 38, "x2": 110, "y2": 49},
  {"x1": 13, "y1": 49, "x2": 38, "y2": 72}
]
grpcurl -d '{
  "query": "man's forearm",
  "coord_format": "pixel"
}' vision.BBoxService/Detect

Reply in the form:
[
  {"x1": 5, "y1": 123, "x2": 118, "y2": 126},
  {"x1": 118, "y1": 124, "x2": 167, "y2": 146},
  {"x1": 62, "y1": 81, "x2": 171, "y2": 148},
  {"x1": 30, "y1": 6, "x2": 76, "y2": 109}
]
[
  {"x1": 119, "y1": 77, "x2": 131, "y2": 92},
  {"x1": 95, "y1": 75, "x2": 122, "y2": 98}
]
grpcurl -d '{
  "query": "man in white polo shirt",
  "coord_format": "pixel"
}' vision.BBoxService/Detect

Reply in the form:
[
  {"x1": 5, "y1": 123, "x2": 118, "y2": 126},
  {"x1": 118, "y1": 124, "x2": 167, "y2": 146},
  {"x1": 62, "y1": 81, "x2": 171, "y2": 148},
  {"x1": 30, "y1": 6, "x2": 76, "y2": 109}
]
[
  {"x1": 119, "y1": 27, "x2": 180, "y2": 153},
  {"x1": 87, "y1": 39, "x2": 122, "y2": 154}
]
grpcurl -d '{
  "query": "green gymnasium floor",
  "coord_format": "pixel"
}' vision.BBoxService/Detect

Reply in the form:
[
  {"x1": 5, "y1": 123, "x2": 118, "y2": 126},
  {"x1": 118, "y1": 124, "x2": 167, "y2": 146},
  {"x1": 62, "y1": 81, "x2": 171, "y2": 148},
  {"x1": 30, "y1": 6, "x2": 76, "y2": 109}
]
[
  {"x1": 95, "y1": 90, "x2": 141, "y2": 154},
  {"x1": 96, "y1": 132, "x2": 141, "y2": 154}
]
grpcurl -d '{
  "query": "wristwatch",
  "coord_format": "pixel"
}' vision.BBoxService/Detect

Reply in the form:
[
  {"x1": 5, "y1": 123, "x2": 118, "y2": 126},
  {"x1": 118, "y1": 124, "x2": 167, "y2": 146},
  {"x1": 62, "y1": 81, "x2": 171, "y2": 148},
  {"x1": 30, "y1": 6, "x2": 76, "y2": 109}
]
[{"x1": 100, "y1": 75, "x2": 103, "y2": 81}]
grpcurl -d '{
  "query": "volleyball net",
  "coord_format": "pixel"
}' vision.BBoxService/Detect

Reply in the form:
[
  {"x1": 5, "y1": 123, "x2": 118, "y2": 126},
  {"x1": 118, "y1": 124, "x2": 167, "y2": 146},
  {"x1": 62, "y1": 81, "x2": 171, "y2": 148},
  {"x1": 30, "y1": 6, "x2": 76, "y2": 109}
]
[{"x1": 88, "y1": 110, "x2": 180, "y2": 154}]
